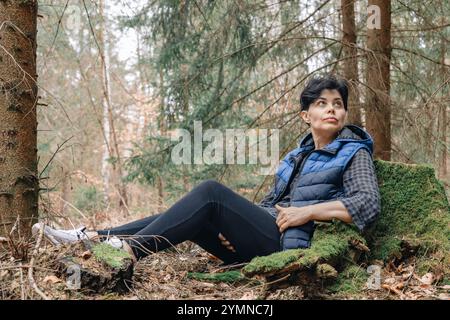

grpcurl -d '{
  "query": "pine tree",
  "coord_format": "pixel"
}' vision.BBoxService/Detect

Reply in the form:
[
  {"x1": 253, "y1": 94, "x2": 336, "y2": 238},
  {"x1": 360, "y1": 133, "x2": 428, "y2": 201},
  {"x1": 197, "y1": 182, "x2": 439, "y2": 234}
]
[
  {"x1": 366, "y1": 0, "x2": 391, "y2": 160},
  {"x1": 0, "y1": 0, "x2": 39, "y2": 251}
]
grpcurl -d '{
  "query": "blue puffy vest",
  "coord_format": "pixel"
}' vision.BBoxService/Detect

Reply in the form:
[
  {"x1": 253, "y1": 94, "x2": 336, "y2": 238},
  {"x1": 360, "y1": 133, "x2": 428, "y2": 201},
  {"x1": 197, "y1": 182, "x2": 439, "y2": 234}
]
[{"x1": 273, "y1": 125, "x2": 374, "y2": 250}]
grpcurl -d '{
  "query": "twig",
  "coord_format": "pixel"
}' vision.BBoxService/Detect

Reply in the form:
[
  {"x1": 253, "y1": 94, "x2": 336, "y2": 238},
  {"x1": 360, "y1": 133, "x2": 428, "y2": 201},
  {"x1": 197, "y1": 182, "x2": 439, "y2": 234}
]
[
  {"x1": 210, "y1": 262, "x2": 248, "y2": 273},
  {"x1": 263, "y1": 273, "x2": 291, "y2": 287},
  {"x1": 42, "y1": 0, "x2": 70, "y2": 71},
  {"x1": 39, "y1": 136, "x2": 73, "y2": 178},
  {"x1": 19, "y1": 262, "x2": 25, "y2": 300},
  {"x1": 27, "y1": 224, "x2": 49, "y2": 300},
  {"x1": 392, "y1": 46, "x2": 450, "y2": 67},
  {"x1": 53, "y1": 195, "x2": 88, "y2": 220},
  {"x1": 114, "y1": 187, "x2": 132, "y2": 216},
  {"x1": 401, "y1": 263, "x2": 416, "y2": 294},
  {"x1": 0, "y1": 263, "x2": 56, "y2": 272}
]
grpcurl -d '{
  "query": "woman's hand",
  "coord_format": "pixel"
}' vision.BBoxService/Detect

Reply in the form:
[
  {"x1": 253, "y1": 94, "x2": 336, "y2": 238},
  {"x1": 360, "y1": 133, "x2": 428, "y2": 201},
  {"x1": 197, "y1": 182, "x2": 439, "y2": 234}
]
[
  {"x1": 275, "y1": 204, "x2": 312, "y2": 233},
  {"x1": 218, "y1": 233, "x2": 236, "y2": 253}
]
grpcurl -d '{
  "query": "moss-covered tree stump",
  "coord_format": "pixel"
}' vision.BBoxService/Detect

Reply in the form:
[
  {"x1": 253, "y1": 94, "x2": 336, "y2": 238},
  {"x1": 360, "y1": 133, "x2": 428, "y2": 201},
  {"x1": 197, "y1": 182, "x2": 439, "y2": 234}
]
[
  {"x1": 55, "y1": 241, "x2": 134, "y2": 294},
  {"x1": 241, "y1": 160, "x2": 450, "y2": 295}
]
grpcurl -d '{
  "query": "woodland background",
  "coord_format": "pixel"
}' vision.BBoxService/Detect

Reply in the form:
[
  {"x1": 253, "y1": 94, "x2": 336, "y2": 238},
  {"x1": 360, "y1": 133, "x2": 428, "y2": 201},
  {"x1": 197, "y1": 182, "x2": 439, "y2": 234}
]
[{"x1": 0, "y1": 0, "x2": 449, "y2": 300}]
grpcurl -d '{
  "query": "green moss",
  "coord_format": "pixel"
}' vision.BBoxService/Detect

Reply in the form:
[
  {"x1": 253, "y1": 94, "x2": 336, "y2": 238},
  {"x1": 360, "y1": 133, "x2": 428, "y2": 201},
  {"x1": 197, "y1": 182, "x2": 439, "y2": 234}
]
[
  {"x1": 297, "y1": 233, "x2": 349, "y2": 267},
  {"x1": 441, "y1": 277, "x2": 450, "y2": 286},
  {"x1": 187, "y1": 271, "x2": 246, "y2": 283},
  {"x1": 242, "y1": 249, "x2": 302, "y2": 275},
  {"x1": 371, "y1": 160, "x2": 450, "y2": 272},
  {"x1": 327, "y1": 264, "x2": 368, "y2": 295},
  {"x1": 297, "y1": 221, "x2": 365, "y2": 268},
  {"x1": 243, "y1": 222, "x2": 364, "y2": 276},
  {"x1": 371, "y1": 238, "x2": 402, "y2": 261},
  {"x1": 92, "y1": 243, "x2": 132, "y2": 269},
  {"x1": 316, "y1": 263, "x2": 338, "y2": 278}
]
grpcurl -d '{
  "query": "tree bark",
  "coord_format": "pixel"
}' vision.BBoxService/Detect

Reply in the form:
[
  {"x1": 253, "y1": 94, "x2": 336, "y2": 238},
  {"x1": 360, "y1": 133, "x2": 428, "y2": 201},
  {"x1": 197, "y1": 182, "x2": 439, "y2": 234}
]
[
  {"x1": 365, "y1": 0, "x2": 391, "y2": 160},
  {"x1": 99, "y1": 0, "x2": 111, "y2": 206},
  {"x1": 0, "y1": 1, "x2": 39, "y2": 245},
  {"x1": 437, "y1": 14, "x2": 448, "y2": 180},
  {"x1": 98, "y1": 0, "x2": 128, "y2": 209},
  {"x1": 157, "y1": 69, "x2": 166, "y2": 211},
  {"x1": 341, "y1": 0, "x2": 362, "y2": 127}
]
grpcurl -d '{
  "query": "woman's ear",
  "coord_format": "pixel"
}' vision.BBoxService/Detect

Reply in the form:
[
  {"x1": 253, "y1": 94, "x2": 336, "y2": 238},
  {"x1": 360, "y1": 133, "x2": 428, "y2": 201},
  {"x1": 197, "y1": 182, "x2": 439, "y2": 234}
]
[{"x1": 300, "y1": 110, "x2": 310, "y2": 124}]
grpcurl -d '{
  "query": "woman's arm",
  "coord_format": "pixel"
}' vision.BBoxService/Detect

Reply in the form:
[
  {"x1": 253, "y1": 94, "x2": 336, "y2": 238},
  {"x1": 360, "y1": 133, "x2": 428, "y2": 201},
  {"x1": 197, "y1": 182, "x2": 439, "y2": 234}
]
[
  {"x1": 308, "y1": 200, "x2": 353, "y2": 223},
  {"x1": 338, "y1": 148, "x2": 381, "y2": 230},
  {"x1": 276, "y1": 201, "x2": 352, "y2": 232}
]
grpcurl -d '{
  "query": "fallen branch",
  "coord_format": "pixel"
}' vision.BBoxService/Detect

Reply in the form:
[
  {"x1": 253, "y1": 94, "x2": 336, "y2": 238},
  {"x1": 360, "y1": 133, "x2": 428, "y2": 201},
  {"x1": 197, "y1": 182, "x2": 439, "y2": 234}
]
[{"x1": 19, "y1": 262, "x2": 25, "y2": 300}]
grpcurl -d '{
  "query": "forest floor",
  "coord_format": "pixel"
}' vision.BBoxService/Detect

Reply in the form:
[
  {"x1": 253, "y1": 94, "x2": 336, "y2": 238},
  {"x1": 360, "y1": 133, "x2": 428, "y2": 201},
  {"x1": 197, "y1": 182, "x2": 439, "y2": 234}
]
[
  {"x1": 2, "y1": 241, "x2": 448, "y2": 300},
  {"x1": 1, "y1": 212, "x2": 448, "y2": 300}
]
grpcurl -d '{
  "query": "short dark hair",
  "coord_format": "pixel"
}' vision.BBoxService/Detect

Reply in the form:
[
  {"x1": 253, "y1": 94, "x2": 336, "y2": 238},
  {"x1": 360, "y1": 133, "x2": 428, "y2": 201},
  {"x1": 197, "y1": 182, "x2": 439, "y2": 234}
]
[{"x1": 300, "y1": 74, "x2": 349, "y2": 111}]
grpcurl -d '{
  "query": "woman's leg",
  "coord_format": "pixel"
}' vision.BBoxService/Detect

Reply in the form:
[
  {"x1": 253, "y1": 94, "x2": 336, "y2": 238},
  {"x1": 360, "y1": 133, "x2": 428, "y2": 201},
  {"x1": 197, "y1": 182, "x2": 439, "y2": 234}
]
[
  {"x1": 99, "y1": 213, "x2": 240, "y2": 263},
  {"x1": 102, "y1": 180, "x2": 281, "y2": 264},
  {"x1": 97, "y1": 214, "x2": 162, "y2": 238}
]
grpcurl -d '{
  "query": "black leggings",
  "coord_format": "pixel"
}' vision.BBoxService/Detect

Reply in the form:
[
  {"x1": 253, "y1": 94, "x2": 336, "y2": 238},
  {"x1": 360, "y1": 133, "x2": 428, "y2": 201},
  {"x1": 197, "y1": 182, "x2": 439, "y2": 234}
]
[{"x1": 97, "y1": 180, "x2": 281, "y2": 264}]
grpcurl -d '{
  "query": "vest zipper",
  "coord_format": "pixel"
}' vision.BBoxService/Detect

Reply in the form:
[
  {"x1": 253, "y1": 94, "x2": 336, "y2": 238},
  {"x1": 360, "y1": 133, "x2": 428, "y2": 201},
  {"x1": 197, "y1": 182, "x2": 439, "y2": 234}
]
[{"x1": 273, "y1": 149, "x2": 314, "y2": 204}]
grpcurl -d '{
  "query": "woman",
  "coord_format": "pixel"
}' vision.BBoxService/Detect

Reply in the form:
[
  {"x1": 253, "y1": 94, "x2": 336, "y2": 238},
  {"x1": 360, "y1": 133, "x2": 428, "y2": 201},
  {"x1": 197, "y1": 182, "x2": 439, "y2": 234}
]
[{"x1": 33, "y1": 74, "x2": 380, "y2": 265}]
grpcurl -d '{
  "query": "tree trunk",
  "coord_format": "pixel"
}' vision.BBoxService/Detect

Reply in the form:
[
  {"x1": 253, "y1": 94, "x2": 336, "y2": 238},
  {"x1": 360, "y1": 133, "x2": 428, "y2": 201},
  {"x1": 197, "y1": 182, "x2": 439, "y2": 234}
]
[
  {"x1": 437, "y1": 14, "x2": 448, "y2": 180},
  {"x1": 99, "y1": 0, "x2": 111, "y2": 206},
  {"x1": 56, "y1": 241, "x2": 134, "y2": 294},
  {"x1": 365, "y1": 0, "x2": 391, "y2": 160},
  {"x1": 157, "y1": 69, "x2": 166, "y2": 211},
  {"x1": 341, "y1": 0, "x2": 362, "y2": 127},
  {"x1": 0, "y1": 1, "x2": 39, "y2": 248},
  {"x1": 98, "y1": 0, "x2": 128, "y2": 209}
]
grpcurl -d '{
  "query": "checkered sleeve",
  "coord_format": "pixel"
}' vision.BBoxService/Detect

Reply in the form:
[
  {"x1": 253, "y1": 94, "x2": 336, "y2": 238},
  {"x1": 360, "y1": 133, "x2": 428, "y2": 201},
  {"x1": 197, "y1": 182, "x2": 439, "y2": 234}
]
[{"x1": 339, "y1": 148, "x2": 381, "y2": 231}]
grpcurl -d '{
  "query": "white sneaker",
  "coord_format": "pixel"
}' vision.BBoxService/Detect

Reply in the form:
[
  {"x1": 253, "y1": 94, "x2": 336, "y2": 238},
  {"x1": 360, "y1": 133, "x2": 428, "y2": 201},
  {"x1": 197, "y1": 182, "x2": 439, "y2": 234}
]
[
  {"x1": 32, "y1": 223, "x2": 89, "y2": 245},
  {"x1": 104, "y1": 236, "x2": 124, "y2": 249}
]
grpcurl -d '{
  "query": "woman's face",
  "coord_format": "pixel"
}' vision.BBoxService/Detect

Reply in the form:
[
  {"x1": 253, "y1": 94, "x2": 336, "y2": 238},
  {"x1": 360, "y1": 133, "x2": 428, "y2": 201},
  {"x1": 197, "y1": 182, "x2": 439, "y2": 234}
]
[{"x1": 300, "y1": 89, "x2": 347, "y2": 134}]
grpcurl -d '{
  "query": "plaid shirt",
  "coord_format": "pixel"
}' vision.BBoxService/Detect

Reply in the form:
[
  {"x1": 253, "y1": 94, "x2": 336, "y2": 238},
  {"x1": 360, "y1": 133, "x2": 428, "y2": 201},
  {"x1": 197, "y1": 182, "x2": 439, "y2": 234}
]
[{"x1": 259, "y1": 148, "x2": 381, "y2": 231}]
